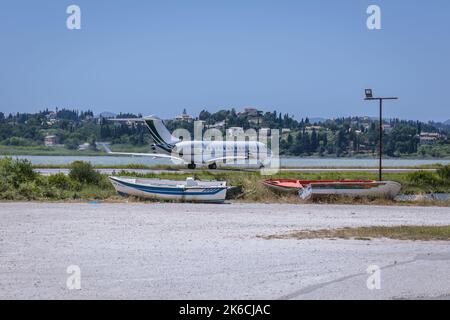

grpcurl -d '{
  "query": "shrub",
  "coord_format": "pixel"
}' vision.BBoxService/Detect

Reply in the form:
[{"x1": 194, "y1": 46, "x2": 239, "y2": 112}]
[
  {"x1": 436, "y1": 165, "x2": 450, "y2": 184},
  {"x1": 68, "y1": 161, "x2": 100, "y2": 184},
  {"x1": 0, "y1": 157, "x2": 36, "y2": 187},
  {"x1": 64, "y1": 138, "x2": 80, "y2": 150},
  {"x1": 11, "y1": 158, "x2": 37, "y2": 182},
  {"x1": 48, "y1": 173, "x2": 74, "y2": 190},
  {"x1": 407, "y1": 171, "x2": 441, "y2": 188},
  {"x1": 17, "y1": 181, "x2": 42, "y2": 200},
  {"x1": 97, "y1": 174, "x2": 114, "y2": 190}
]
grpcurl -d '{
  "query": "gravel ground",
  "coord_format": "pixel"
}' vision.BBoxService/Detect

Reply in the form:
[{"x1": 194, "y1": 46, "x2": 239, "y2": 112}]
[{"x1": 0, "y1": 202, "x2": 449, "y2": 299}]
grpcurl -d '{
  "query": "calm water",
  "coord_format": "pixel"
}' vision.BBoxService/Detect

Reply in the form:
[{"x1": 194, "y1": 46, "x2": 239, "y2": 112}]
[{"x1": 2, "y1": 155, "x2": 450, "y2": 168}]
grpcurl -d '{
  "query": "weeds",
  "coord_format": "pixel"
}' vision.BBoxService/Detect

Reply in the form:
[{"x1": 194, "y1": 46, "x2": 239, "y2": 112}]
[
  {"x1": 1, "y1": 157, "x2": 449, "y2": 204},
  {"x1": 0, "y1": 158, "x2": 115, "y2": 201},
  {"x1": 263, "y1": 225, "x2": 450, "y2": 241}
]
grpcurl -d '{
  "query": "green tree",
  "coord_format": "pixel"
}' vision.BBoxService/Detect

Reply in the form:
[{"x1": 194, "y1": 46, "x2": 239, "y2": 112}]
[{"x1": 69, "y1": 161, "x2": 100, "y2": 184}]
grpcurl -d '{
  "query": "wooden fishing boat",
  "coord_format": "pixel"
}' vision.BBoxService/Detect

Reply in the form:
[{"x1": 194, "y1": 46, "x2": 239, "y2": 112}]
[
  {"x1": 109, "y1": 176, "x2": 228, "y2": 203},
  {"x1": 263, "y1": 179, "x2": 401, "y2": 199},
  {"x1": 263, "y1": 179, "x2": 308, "y2": 193},
  {"x1": 263, "y1": 179, "x2": 370, "y2": 193},
  {"x1": 298, "y1": 180, "x2": 402, "y2": 200}
]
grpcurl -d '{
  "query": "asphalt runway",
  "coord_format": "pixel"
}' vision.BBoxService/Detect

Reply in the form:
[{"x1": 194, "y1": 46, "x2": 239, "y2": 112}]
[
  {"x1": 1, "y1": 202, "x2": 449, "y2": 299},
  {"x1": 34, "y1": 167, "x2": 437, "y2": 176}
]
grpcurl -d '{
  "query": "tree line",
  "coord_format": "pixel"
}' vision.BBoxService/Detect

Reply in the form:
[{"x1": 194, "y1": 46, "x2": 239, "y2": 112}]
[{"x1": 0, "y1": 108, "x2": 449, "y2": 157}]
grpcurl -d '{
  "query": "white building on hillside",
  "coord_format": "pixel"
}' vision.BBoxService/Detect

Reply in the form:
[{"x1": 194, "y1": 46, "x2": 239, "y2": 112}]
[
  {"x1": 175, "y1": 109, "x2": 193, "y2": 122},
  {"x1": 227, "y1": 127, "x2": 244, "y2": 138}
]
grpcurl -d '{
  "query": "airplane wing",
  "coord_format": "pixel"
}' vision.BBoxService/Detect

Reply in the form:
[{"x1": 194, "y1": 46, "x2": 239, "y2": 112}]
[
  {"x1": 108, "y1": 152, "x2": 187, "y2": 163},
  {"x1": 205, "y1": 149, "x2": 269, "y2": 164},
  {"x1": 205, "y1": 156, "x2": 250, "y2": 164},
  {"x1": 98, "y1": 143, "x2": 187, "y2": 164}
]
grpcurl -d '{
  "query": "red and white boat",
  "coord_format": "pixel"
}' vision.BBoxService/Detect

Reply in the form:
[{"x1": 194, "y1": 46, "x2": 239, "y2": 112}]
[{"x1": 263, "y1": 179, "x2": 401, "y2": 200}]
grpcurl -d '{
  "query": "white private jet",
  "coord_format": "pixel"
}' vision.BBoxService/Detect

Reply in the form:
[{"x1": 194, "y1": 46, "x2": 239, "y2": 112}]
[{"x1": 102, "y1": 115, "x2": 272, "y2": 169}]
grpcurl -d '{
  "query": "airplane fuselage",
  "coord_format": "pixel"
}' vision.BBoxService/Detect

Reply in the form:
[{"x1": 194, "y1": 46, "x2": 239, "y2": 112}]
[
  {"x1": 107, "y1": 116, "x2": 272, "y2": 169},
  {"x1": 151, "y1": 140, "x2": 271, "y2": 166}
]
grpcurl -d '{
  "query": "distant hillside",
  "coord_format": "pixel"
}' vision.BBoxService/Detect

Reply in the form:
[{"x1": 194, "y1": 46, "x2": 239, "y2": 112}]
[
  {"x1": 98, "y1": 111, "x2": 117, "y2": 118},
  {"x1": 309, "y1": 117, "x2": 327, "y2": 124},
  {"x1": 0, "y1": 108, "x2": 449, "y2": 158},
  {"x1": 445, "y1": 119, "x2": 450, "y2": 125}
]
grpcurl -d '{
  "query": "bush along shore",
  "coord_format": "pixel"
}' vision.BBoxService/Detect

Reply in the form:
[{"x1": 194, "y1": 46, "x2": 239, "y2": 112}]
[
  {"x1": 0, "y1": 157, "x2": 449, "y2": 204},
  {"x1": 0, "y1": 158, "x2": 116, "y2": 201}
]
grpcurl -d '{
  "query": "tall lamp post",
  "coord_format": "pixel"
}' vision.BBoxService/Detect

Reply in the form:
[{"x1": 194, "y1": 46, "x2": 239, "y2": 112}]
[{"x1": 364, "y1": 89, "x2": 398, "y2": 181}]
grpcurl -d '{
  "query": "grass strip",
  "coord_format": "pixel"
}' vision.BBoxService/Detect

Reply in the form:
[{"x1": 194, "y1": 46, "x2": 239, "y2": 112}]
[{"x1": 263, "y1": 225, "x2": 450, "y2": 241}]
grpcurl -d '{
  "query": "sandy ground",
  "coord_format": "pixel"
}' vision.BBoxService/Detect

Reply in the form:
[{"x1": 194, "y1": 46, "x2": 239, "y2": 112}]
[{"x1": 0, "y1": 202, "x2": 449, "y2": 300}]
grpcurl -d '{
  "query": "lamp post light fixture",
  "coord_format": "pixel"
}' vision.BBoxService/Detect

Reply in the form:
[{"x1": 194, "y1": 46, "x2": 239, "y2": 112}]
[{"x1": 364, "y1": 89, "x2": 398, "y2": 181}]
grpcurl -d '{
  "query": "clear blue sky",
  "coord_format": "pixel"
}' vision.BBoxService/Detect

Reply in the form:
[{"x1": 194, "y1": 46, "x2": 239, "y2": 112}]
[{"x1": 0, "y1": 0, "x2": 449, "y2": 121}]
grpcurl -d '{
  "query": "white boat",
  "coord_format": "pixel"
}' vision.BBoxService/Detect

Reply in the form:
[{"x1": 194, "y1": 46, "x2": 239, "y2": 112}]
[
  {"x1": 109, "y1": 176, "x2": 228, "y2": 203},
  {"x1": 298, "y1": 180, "x2": 402, "y2": 200}
]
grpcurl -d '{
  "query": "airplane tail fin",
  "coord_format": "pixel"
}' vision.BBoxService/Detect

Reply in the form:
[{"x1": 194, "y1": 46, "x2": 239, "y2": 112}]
[
  {"x1": 143, "y1": 116, "x2": 180, "y2": 146},
  {"x1": 107, "y1": 115, "x2": 179, "y2": 150}
]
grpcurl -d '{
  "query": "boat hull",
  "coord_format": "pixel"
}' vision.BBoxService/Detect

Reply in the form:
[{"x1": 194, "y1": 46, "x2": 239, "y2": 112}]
[
  {"x1": 299, "y1": 181, "x2": 402, "y2": 200},
  {"x1": 109, "y1": 176, "x2": 227, "y2": 203},
  {"x1": 262, "y1": 179, "x2": 303, "y2": 194},
  {"x1": 263, "y1": 179, "x2": 402, "y2": 200}
]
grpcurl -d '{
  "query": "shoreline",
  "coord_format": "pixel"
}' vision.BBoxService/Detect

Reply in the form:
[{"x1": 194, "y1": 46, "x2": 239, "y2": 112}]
[{"x1": 1, "y1": 152, "x2": 449, "y2": 160}]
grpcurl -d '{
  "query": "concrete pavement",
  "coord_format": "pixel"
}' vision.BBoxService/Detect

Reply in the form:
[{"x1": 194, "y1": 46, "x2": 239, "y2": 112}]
[{"x1": 0, "y1": 202, "x2": 449, "y2": 299}]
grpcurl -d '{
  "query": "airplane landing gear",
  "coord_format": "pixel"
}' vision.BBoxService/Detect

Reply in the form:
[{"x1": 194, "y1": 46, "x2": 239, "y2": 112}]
[
  {"x1": 187, "y1": 163, "x2": 196, "y2": 170},
  {"x1": 208, "y1": 163, "x2": 217, "y2": 170}
]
